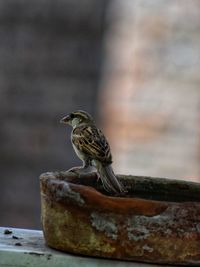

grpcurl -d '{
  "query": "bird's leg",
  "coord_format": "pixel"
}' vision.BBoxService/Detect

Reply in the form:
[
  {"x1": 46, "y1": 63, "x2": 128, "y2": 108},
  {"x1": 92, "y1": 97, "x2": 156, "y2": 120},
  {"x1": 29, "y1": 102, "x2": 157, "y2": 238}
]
[{"x1": 96, "y1": 172, "x2": 101, "y2": 182}]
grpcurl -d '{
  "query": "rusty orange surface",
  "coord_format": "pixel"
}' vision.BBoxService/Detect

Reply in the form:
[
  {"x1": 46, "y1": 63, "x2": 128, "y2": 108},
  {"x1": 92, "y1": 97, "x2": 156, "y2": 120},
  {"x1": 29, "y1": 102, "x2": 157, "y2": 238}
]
[{"x1": 40, "y1": 171, "x2": 200, "y2": 265}]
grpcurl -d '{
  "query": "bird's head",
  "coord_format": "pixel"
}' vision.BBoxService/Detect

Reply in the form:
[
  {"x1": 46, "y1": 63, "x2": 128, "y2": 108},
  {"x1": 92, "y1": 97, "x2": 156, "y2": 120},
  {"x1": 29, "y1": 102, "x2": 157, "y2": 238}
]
[{"x1": 60, "y1": 110, "x2": 94, "y2": 128}]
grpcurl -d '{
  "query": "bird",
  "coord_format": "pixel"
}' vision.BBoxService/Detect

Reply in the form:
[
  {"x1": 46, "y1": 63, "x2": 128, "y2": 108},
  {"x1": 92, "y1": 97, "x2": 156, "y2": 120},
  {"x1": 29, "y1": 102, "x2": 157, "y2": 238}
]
[{"x1": 60, "y1": 110, "x2": 126, "y2": 194}]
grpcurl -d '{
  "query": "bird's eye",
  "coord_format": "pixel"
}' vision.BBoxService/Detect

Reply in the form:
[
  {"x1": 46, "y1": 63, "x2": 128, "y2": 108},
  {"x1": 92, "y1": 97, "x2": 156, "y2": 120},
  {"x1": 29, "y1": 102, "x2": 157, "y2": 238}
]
[{"x1": 70, "y1": 113, "x2": 75, "y2": 119}]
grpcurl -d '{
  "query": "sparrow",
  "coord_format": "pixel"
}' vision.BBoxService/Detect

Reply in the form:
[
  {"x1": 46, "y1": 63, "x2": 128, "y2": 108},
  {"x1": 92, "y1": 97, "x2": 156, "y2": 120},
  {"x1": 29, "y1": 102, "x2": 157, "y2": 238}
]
[{"x1": 60, "y1": 110, "x2": 126, "y2": 194}]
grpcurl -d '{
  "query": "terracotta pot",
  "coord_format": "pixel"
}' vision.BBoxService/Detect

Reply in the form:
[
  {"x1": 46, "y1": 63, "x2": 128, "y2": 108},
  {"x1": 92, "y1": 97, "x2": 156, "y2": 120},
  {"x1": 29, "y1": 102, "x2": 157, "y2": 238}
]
[{"x1": 40, "y1": 171, "x2": 200, "y2": 265}]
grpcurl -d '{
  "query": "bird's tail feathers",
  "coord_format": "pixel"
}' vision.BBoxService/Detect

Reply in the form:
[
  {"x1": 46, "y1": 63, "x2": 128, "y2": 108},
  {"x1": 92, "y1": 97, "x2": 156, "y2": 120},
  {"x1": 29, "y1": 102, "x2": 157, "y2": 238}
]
[{"x1": 98, "y1": 164, "x2": 126, "y2": 194}]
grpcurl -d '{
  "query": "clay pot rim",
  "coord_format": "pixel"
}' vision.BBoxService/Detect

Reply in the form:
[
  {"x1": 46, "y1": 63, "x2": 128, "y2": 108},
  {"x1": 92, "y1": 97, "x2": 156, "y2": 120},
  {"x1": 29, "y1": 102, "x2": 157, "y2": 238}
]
[
  {"x1": 40, "y1": 170, "x2": 200, "y2": 203},
  {"x1": 40, "y1": 171, "x2": 200, "y2": 216}
]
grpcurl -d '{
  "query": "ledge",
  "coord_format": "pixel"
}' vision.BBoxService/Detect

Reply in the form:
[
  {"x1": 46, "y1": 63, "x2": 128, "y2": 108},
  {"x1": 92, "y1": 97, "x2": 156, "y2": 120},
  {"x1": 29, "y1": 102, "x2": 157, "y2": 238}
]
[{"x1": 0, "y1": 227, "x2": 164, "y2": 267}]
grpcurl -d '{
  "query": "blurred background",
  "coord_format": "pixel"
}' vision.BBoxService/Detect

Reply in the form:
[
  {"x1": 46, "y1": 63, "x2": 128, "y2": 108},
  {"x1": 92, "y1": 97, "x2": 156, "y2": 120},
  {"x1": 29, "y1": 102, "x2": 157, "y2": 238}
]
[{"x1": 0, "y1": 0, "x2": 200, "y2": 229}]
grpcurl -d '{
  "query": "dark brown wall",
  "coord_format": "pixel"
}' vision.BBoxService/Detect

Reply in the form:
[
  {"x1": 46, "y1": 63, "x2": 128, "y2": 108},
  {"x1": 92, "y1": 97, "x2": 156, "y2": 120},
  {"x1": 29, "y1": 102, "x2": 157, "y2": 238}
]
[{"x1": 0, "y1": 0, "x2": 108, "y2": 228}]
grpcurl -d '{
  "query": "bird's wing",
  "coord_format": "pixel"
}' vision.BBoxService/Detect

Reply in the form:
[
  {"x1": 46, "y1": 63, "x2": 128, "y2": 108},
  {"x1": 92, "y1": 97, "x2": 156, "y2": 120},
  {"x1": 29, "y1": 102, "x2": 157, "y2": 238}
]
[{"x1": 72, "y1": 125, "x2": 112, "y2": 164}]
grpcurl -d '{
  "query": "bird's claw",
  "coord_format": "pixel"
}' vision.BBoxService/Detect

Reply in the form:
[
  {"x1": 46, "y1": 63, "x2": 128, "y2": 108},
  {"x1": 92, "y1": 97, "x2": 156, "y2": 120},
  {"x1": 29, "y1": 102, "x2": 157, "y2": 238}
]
[
  {"x1": 67, "y1": 166, "x2": 83, "y2": 173},
  {"x1": 67, "y1": 166, "x2": 94, "y2": 175}
]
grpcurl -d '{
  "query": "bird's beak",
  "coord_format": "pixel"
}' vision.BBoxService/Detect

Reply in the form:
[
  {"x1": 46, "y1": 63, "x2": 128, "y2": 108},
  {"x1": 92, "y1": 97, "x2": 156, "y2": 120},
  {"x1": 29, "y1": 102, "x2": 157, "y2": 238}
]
[{"x1": 60, "y1": 115, "x2": 70, "y2": 124}]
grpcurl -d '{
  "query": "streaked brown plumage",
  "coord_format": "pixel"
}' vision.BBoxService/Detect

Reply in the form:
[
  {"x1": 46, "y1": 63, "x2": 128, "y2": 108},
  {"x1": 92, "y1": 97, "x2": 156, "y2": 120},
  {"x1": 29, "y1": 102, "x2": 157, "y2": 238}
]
[
  {"x1": 60, "y1": 110, "x2": 125, "y2": 194},
  {"x1": 72, "y1": 125, "x2": 112, "y2": 165}
]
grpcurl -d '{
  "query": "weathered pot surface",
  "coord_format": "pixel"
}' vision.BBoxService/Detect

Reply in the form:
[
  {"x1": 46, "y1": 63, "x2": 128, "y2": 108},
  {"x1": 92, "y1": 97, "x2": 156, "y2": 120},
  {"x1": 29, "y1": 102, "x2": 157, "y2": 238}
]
[{"x1": 40, "y1": 171, "x2": 200, "y2": 265}]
